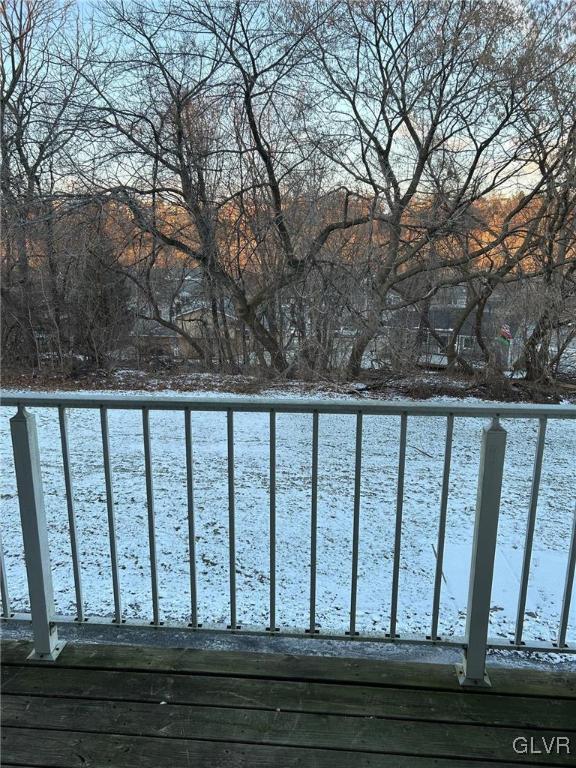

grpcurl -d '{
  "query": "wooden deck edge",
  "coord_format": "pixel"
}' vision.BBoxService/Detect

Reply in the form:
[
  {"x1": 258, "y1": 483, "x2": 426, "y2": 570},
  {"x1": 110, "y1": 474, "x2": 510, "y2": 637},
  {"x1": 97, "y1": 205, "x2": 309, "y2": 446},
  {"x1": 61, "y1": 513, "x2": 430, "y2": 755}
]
[{"x1": 2, "y1": 639, "x2": 575, "y2": 698}]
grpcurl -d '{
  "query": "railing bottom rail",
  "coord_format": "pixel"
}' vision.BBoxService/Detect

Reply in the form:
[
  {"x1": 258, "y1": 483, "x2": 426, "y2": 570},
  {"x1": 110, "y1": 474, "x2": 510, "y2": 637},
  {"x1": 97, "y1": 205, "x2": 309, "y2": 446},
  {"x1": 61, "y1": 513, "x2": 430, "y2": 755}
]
[{"x1": 2, "y1": 613, "x2": 574, "y2": 656}]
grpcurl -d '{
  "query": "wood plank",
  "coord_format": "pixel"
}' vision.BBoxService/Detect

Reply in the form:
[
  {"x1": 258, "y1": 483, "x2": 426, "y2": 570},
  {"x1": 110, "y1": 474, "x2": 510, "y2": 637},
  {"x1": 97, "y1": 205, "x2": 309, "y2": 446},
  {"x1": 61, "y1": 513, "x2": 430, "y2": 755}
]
[
  {"x1": 3, "y1": 640, "x2": 575, "y2": 698},
  {"x1": 2, "y1": 694, "x2": 574, "y2": 764},
  {"x1": 3, "y1": 664, "x2": 576, "y2": 731},
  {"x1": 0, "y1": 640, "x2": 463, "y2": 688},
  {"x1": 1, "y1": 727, "x2": 528, "y2": 768}
]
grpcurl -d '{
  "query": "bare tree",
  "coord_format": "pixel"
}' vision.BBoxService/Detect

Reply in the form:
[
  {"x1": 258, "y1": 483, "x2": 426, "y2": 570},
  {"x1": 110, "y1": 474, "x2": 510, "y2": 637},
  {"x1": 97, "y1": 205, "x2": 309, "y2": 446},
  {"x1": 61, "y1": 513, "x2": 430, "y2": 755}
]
[
  {"x1": 307, "y1": 0, "x2": 575, "y2": 375},
  {"x1": 77, "y1": 0, "x2": 379, "y2": 372},
  {"x1": 1, "y1": 0, "x2": 96, "y2": 368},
  {"x1": 3, "y1": 0, "x2": 574, "y2": 386}
]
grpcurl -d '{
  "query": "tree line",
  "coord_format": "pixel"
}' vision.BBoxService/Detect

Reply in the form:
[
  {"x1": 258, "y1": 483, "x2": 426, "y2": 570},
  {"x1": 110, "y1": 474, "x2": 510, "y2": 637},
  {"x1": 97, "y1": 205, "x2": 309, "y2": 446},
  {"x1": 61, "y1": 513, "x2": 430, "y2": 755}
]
[{"x1": 2, "y1": 0, "x2": 575, "y2": 382}]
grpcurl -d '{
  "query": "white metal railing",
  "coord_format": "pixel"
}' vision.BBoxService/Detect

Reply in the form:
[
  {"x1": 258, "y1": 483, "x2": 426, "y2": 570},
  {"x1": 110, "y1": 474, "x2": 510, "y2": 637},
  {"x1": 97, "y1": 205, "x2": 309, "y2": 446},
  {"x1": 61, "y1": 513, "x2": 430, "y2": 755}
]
[{"x1": 1, "y1": 392, "x2": 575, "y2": 686}]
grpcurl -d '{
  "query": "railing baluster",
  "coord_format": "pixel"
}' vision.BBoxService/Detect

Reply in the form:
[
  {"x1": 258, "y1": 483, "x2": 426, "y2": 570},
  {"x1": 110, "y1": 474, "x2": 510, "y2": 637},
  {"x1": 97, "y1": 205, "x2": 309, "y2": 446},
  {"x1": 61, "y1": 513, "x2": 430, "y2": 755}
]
[
  {"x1": 100, "y1": 407, "x2": 122, "y2": 624},
  {"x1": 308, "y1": 410, "x2": 319, "y2": 634},
  {"x1": 227, "y1": 409, "x2": 238, "y2": 629},
  {"x1": 58, "y1": 406, "x2": 84, "y2": 621},
  {"x1": 431, "y1": 414, "x2": 454, "y2": 641},
  {"x1": 349, "y1": 412, "x2": 363, "y2": 636},
  {"x1": 514, "y1": 417, "x2": 547, "y2": 646},
  {"x1": 0, "y1": 530, "x2": 11, "y2": 618},
  {"x1": 142, "y1": 407, "x2": 160, "y2": 625},
  {"x1": 389, "y1": 412, "x2": 407, "y2": 639},
  {"x1": 558, "y1": 505, "x2": 576, "y2": 649},
  {"x1": 185, "y1": 408, "x2": 199, "y2": 629},
  {"x1": 268, "y1": 409, "x2": 277, "y2": 632}
]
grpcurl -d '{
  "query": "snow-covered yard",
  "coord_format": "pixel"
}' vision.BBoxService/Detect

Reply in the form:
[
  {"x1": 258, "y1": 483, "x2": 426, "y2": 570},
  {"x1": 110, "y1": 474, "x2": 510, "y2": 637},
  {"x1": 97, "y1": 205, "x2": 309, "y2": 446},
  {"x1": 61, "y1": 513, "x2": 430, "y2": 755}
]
[{"x1": 1, "y1": 389, "x2": 575, "y2": 648}]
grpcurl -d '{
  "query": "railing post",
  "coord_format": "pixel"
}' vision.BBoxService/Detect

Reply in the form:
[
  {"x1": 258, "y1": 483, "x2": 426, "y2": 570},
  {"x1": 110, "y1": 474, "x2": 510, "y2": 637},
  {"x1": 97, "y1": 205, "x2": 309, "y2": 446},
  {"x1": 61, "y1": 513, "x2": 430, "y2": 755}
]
[
  {"x1": 0, "y1": 529, "x2": 11, "y2": 618},
  {"x1": 10, "y1": 406, "x2": 65, "y2": 661},
  {"x1": 458, "y1": 416, "x2": 506, "y2": 687}
]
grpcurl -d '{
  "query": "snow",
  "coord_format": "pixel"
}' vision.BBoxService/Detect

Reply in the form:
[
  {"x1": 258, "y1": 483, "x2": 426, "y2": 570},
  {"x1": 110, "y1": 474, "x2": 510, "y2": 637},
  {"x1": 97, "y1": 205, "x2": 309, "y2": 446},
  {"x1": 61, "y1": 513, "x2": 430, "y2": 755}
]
[{"x1": 1, "y1": 387, "x2": 575, "y2": 651}]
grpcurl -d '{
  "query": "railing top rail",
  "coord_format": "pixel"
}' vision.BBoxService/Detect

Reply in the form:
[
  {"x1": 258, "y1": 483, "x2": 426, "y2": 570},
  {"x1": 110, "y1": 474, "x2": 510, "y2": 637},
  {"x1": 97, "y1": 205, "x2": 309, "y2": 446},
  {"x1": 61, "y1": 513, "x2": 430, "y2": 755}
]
[{"x1": 1, "y1": 391, "x2": 576, "y2": 418}]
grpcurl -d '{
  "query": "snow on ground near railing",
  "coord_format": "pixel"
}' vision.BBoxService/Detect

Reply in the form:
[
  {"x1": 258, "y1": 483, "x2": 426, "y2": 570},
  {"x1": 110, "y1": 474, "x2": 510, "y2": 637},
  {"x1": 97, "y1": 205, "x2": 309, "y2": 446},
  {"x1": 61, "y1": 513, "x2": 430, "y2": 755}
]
[{"x1": 1, "y1": 388, "x2": 575, "y2": 647}]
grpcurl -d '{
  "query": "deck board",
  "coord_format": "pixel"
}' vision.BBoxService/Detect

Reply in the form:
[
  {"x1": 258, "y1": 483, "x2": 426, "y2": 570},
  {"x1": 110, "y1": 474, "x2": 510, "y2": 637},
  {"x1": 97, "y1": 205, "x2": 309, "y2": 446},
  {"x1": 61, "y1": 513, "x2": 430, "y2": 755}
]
[
  {"x1": 3, "y1": 694, "x2": 575, "y2": 764},
  {"x1": 3, "y1": 664, "x2": 576, "y2": 731},
  {"x1": 1, "y1": 639, "x2": 575, "y2": 767},
  {"x1": 3, "y1": 639, "x2": 575, "y2": 697},
  {"x1": 1, "y1": 727, "x2": 529, "y2": 768}
]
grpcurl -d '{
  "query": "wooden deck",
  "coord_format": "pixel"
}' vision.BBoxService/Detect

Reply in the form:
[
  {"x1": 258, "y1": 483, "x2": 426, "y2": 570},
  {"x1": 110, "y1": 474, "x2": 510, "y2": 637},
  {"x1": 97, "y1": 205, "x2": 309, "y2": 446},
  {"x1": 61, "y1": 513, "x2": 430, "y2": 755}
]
[{"x1": 1, "y1": 639, "x2": 575, "y2": 767}]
